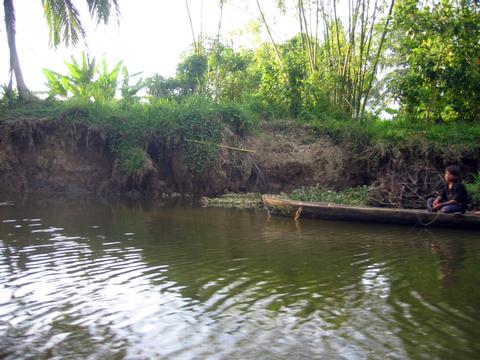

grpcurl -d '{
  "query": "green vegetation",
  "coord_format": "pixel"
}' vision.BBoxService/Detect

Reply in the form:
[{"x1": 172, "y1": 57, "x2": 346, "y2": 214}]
[
  {"x1": 199, "y1": 186, "x2": 370, "y2": 209},
  {"x1": 43, "y1": 52, "x2": 143, "y2": 105},
  {"x1": 466, "y1": 173, "x2": 480, "y2": 208},
  {"x1": 389, "y1": 0, "x2": 480, "y2": 122},
  {"x1": 307, "y1": 117, "x2": 480, "y2": 154},
  {"x1": 200, "y1": 193, "x2": 263, "y2": 209},
  {"x1": 289, "y1": 186, "x2": 370, "y2": 206}
]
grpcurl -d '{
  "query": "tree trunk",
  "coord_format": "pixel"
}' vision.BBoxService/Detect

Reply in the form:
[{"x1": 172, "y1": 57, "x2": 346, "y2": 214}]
[{"x1": 4, "y1": 0, "x2": 31, "y2": 100}]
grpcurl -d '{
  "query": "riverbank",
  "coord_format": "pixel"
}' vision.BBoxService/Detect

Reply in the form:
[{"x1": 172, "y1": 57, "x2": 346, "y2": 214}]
[{"x1": 1, "y1": 100, "x2": 479, "y2": 208}]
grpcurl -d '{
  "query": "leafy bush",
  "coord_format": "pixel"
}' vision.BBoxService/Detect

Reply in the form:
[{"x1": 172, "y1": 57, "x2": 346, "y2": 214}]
[
  {"x1": 217, "y1": 102, "x2": 258, "y2": 134},
  {"x1": 289, "y1": 185, "x2": 369, "y2": 206},
  {"x1": 1, "y1": 85, "x2": 18, "y2": 106},
  {"x1": 145, "y1": 75, "x2": 182, "y2": 101},
  {"x1": 146, "y1": 53, "x2": 208, "y2": 101},
  {"x1": 466, "y1": 173, "x2": 480, "y2": 208},
  {"x1": 118, "y1": 147, "x2": 149, "y2": 174}
]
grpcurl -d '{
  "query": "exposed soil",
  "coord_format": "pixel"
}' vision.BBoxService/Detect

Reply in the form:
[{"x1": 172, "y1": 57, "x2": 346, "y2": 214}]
[{"x1": 0, "y1": 119, "x2": 112, "y2": 195}]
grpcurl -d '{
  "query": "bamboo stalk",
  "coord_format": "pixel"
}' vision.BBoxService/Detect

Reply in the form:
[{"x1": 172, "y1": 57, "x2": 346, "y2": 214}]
[
  {"x1": 185, "y1": 0, "x2": 198, "y2": 54},
  {"x1": 186, "y1": 139, "x2": 257, "y2": 153},
  {"x1": 359, "y1": 0, "x2": 396, "y2": 120},
  {"x1": 256, "y1": 0, "x2": 285, "y2": 71}
]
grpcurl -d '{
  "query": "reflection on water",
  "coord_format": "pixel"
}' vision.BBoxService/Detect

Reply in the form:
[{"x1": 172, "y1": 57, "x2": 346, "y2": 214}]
[{"x1": 0, "y1": 196, "x2": 479, "y2": 359}]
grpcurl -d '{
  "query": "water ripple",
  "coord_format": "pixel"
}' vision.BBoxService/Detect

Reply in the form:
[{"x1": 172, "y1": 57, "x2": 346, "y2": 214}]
[{"x1": 0, "y1": 203, "x2": 479, "y2": 359}]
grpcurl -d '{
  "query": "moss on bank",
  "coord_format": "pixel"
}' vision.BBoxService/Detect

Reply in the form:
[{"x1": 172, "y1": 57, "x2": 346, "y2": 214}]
[
  {"x1": 289, "y1": 186, "x2": 369, "y2": 206},
  {"x1": 200, "y1": 193, "x2": 263, "y2": 209},
  {"x1": 200, "y1": 186, "x2": 370, "y2": 209}
]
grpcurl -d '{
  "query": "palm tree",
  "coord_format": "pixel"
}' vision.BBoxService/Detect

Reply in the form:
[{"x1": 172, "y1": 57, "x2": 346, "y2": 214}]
[
  {"x1": 3, "y1": 0, "x2": 120, "y2": 100},
  {"x1": 3, "y1": 0, "x2": 30, "y2": 99}
]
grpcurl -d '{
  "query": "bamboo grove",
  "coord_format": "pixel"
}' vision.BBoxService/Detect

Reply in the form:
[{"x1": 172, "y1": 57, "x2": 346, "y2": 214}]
[
  {"x1": 178, "y1": 0, "x2": 479, "y2": 122},
  {"x1": 162, "y1": 0, "x2": 400, "y2": 120}
]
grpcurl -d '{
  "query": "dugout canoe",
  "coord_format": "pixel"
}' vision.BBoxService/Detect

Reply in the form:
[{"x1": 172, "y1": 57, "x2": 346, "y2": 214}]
[{"x1": 262, "y1": 196, "x2": 480, "y2": 229}]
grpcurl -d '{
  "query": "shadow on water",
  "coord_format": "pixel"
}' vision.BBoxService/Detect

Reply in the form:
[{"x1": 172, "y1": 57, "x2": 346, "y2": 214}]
[{"x1": 0, "y1": 195, "x2": 479, "y2": 359}]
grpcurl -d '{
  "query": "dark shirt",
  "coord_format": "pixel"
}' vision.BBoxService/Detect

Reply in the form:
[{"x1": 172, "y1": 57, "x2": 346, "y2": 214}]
[{"x1": 440, "y1": 181, "x2": 469, "y2": 205}]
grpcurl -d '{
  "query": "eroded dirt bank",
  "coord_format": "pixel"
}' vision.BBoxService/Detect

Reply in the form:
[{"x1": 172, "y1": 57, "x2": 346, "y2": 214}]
[
  {"x1": 0, "y1": 118, "x2": 478, "y2": 204},
  {"x1": 0, "y1": 118, "x2": 368, "y2": 197}
]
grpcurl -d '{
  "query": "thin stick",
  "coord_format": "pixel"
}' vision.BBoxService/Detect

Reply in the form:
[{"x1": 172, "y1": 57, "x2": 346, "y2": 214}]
[{"x1": 186, "y1": 139, "x2": 257, "y2": 153}]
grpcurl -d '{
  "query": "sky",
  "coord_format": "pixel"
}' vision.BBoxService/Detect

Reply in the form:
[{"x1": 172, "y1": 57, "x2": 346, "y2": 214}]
[{"x1": 0, "y1": 0, "x2": 301, "y2": 94}]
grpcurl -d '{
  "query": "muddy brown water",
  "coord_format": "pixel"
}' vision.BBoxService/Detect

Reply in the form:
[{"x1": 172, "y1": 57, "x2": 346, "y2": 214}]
[{"x1": 0, "y1": 196, "x2": 479, "y2": 360}]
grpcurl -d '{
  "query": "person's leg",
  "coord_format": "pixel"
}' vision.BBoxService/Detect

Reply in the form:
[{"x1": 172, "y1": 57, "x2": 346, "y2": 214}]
[
  {"x1": 440, "y1": 204, "x2": 466, "y2": 214},
  {"x1": 426, "y1": 198, "x2": 436, "y2": 212}
]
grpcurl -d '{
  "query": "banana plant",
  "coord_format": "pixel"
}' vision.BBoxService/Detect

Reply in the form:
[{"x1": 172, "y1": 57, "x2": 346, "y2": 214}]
[
  {"x1": 120, "y1": 67, "x2": 144, "y2": 105},
  {"x1": 43, "y1": 52, "x2": 143, "y2": 104}
]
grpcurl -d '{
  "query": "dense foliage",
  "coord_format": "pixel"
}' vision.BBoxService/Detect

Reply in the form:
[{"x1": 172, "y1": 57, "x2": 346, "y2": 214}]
[
  {"x1": 388, "y1": 0, "x2": 480, "y2": 122},
  {"x1": 466, "y1": 173, "x2": 480, "y2": 207}
]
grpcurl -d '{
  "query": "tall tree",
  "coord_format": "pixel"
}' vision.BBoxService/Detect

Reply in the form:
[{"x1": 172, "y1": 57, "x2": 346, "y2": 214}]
[{"x1": 3, "y1": 0, "x2": 120, "y2": 99}]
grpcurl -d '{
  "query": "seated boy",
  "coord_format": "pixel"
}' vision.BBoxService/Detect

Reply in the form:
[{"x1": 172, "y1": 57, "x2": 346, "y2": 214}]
[{"x1": 427, "y1": 165, "x2": 469, "y2": 214}]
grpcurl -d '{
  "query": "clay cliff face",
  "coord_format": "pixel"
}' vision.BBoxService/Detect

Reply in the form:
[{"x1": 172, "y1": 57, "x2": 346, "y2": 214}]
[
  {"x1": 0, "y1": 119, "x2": 112, "y2": 195},
  {"x1": 0, "y1": 119, "x2": 367, "y2": 197}
]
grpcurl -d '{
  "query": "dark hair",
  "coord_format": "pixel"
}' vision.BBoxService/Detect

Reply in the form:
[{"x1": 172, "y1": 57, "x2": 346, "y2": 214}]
[{"x1": 445, "y1": 165, "x2": 461, "y2": 177}]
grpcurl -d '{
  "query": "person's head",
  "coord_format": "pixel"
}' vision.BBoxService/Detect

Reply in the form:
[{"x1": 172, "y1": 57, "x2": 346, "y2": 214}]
[{"x1": 444, "y1": 165, "x2": 461, "y2": 183}]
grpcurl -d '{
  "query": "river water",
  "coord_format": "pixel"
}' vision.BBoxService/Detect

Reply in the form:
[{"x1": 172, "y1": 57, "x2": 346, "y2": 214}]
[{"x1": 0, "y1": 196, "x2": 479, "y2": 360}]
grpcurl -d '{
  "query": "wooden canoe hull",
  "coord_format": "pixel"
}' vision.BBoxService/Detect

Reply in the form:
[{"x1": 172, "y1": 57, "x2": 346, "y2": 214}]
[{"x1": 262, "y1": 196, "x2": 480, "y2": 229}]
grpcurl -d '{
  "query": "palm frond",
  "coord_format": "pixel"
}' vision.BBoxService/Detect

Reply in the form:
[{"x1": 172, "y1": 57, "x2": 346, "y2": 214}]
[
  {"x1": 85, "y1": 0, "x2": 120, "y2": 25},
  {"x1": 41, "y1": 0, "x2": 120, "y2": 47},
  {"x1": 42, "y1": 0, "x2": 84, "y2": 47}
]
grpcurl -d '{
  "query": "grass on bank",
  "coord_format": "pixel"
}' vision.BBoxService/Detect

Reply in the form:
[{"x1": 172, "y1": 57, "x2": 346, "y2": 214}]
[
  {"x1": 307, "y1": 117, "x2": 480, "y2": 155},
  {"x1": 0, "y1": 98, "x2": 258, "y2": 175},
  {"x1": 3, "y1": 98, "x2": 480, "y2": 152}
]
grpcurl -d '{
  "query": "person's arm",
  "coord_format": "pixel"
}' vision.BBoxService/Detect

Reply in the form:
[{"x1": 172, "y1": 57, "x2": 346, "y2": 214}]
[
  {"x1": 433, "y1": 186, "x2": 448, "y2": 207},
  {"x1": 435, "y1": 199, "x2": 458, "y2": 208}
]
